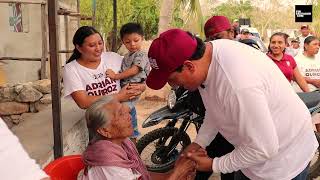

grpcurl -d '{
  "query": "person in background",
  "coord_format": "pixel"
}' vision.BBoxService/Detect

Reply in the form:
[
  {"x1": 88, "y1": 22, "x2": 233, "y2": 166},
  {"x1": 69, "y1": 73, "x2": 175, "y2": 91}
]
[
  {"x1": 62, "y1": 26, "x2": 145, "y2": 111},
  {"x1": 106, "y1": 23, "x2": 150, "y2": 141},
  {"x1": 79, "y1": 96, "x2": 196, "y2": 180},
  {"x1": 232, "y1": 19, "x2": 240, "y2": 38},
  {"x1": 299, "y1": 25, "x2": 312, "y2": 51},
  {"x1": 286, "y1": 38, "x2": 300, "y2": 57},
  {"x1": 204, "y1": 16, "x2": 234, "y2": 41},
  {"x1": 146, "y1": 28, "x2": 318, "y2": 180},
  {"x1": 239, "y1": 28, "x2": 251, "y2": 40},
  {"x1": 294, "y1": 36, "x2": 320, "y2": 132},
  {"x1": 294, "y1": 36, "x2": 320, "y2": 92},
  {"x1": 284, "y1": 34, "x2": 299, "y2": 57},
  {"x1": 267, "y1": 32, "x2": 309, "y2": 92},
  {"x1": 0, "y1": 117, "x2": 50, "y2": 180},
  {"x1": 292, "y1": 38, "x2": 300, "y2": 49}
]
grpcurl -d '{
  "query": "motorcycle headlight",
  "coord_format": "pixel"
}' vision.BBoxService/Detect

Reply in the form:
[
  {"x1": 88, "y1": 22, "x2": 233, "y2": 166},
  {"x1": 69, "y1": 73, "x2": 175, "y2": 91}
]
[{"x1": 167, "y1": 90, "x2": 176, "y2": 109}]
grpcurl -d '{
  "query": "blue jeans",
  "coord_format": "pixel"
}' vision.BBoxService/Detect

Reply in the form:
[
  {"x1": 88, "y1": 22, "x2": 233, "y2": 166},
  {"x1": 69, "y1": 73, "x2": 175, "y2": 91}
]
[
  {"x1": 292, "y1": 165, "x2": 309, "y2": 180},
  {"x1": 234, "y1": 164, "x2": 309, "y2": 180},
  {"x1": 130, "y1": 107, "x2": 140, "y2": 138}
]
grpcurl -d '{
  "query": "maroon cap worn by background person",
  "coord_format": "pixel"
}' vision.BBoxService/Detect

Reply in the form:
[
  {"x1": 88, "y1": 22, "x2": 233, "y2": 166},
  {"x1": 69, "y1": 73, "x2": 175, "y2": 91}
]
[
  {"x1": 146, "y1": 29, "x2": 197, "y2": 90},
  {"x1": 204, "y1": 16, "x2": 232, "y2": 38}
]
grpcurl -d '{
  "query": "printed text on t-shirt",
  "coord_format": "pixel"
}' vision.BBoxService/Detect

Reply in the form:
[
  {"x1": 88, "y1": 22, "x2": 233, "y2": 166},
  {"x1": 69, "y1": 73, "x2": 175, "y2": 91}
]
[
  {"x1": 85, "y1": 77, "x2": 118, "y2": 96},
  {"x1": 305, "y1": 68, "x2": 320, "y2": 78}
]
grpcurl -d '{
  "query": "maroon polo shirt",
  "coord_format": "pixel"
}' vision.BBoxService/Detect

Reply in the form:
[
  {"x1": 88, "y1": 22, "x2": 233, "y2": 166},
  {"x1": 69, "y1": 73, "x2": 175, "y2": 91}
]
[{"x1": 267, "y1": 53, "x2": 297, "y2": 82}]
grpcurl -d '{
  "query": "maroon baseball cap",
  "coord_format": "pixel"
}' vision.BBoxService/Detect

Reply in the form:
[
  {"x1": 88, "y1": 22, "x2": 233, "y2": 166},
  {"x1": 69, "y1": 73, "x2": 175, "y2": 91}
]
[
  {"x1": 204, "y1": 16, "x2": 232, "y2": 38},
  {"x1": 146, "y1": 29, "x2": 197, "y2": 90}
]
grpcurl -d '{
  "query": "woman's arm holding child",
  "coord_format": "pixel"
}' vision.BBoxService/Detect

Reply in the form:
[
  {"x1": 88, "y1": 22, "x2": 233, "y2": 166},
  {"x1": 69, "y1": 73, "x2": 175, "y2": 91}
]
[{"x1": 106, "y1": 65, "x2": 140, "y2": 80}]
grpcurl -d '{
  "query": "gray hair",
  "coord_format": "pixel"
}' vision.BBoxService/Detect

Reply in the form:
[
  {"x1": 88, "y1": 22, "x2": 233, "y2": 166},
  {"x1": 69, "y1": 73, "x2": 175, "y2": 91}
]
[{"x1": 85, "y1": 96, "x2": 115, "y2": 141}]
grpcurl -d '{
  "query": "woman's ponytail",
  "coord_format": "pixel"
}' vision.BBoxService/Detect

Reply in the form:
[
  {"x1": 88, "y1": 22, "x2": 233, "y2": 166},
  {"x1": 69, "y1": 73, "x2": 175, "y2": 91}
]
[{"x1": 66, "y1": 48, "x2": 81, "y2": 64}]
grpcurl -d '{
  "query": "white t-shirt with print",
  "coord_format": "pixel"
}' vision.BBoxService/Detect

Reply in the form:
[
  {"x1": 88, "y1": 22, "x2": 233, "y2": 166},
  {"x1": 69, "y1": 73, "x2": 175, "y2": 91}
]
[
  {"x1": 0, "y1": 118, "x2": 48, "y2": 180},
  {"x1": 294, "y1": 53, "x2": 320, "y2": 91},
  {"x1": 63, "y1": 52, "x2": 122, "y2": 98},
  {"x1": 194, "y1": 39, "x2": 318, "y2": 180}
]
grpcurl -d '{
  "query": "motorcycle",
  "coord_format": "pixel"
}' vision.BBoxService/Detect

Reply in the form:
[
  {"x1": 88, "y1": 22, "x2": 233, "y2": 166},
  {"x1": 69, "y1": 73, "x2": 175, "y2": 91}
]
[{"x1": 136, "y1": 87, "x2": 320, "y2": 179}]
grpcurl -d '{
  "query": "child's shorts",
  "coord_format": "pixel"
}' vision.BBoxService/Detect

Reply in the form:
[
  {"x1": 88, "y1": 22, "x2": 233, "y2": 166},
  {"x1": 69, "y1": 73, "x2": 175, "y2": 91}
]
[{"x1": 130, "y1": 107, "x2": 140, "y2": 138}]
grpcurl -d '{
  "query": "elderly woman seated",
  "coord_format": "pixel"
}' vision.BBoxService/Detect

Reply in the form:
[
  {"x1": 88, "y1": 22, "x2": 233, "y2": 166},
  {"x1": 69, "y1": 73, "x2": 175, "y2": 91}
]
[{"x1": 78, "y1": 96, "x2": 195, "y2": 180}]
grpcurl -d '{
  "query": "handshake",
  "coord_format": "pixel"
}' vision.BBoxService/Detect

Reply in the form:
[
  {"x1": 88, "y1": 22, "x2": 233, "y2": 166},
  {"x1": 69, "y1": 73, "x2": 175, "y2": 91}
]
[{"x1": 169, "y1": 142, "x2": 213, "y2": 180}]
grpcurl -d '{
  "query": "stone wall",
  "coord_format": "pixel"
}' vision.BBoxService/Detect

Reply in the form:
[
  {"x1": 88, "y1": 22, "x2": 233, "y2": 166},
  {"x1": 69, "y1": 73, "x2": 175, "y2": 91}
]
[{"x1": 0, "y1": 79, "x2": 53, "y2": 128}]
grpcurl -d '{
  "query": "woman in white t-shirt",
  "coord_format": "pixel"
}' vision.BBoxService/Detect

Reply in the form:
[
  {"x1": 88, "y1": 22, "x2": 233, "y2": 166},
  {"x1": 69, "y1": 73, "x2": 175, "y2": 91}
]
[
  {"x1": 63, "y1": 26, "x2": 145, "y2": 110},
  {"x1": 295, "y1": 36, "x2": 320, "y2": 132},
  {"x1": 294, "y1": 36, "x2": 320, "y2": 92}
]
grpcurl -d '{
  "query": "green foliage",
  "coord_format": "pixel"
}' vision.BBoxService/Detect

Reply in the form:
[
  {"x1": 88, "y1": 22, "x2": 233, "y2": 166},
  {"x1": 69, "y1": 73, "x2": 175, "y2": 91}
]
[
  {"x1": 209, "y1": 0, "x2": 298, "y2": 39},
  {"x1": 130, "y1": 0, "x2": 160, "y2": 39},
  {"x1": 79, "y1": 0, "x2": 92, "y2": 27},
  {"x1": 177, "y1": 0, "x2": 204, "y2": 36},
  {"x1": 171, "y1": 2, "x2": 185, "y2": 28},
  {"x1": 312, "y1": 1, "x2": 320, "y2": 36},
  {"x1": 80, "y1": 0, "x2": 205, "y2": 41},
  {"x1": 80, "y1": 0, "x2": 160, "y2": 49},
  {"x1": 210, "y1": 0, "x2": 253, "y2": 22}
]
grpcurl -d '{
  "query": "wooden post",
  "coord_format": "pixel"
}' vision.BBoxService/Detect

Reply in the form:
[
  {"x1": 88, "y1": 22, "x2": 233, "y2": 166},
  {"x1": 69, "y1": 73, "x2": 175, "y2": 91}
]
[
  {"x1": 0, "y1": 57, "x2": 44, "y2": 61},
  {"x1": 40, "y1": 4, "x2": 47, "y2": 79},
  {"x1": 47, "y1": 0, "x2": 63, "y2": 159},
  {"x1": 64, "y1": 14, "x2": 70, "y2": 60},
  {"x1": 111, "y1": 0, "x2": 117, "y2": 52},
  {"x1": 76, "y1": 0, "x2": 80, "y2": 27},
  {"x1": 92, "y1": 0, "x2": 96, "y2": 27}
]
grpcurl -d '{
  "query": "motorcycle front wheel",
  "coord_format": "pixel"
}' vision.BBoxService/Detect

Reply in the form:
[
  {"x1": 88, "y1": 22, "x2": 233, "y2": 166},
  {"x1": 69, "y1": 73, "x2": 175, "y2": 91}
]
[
  {"x1": 308, "y1": 131, "x2": 320, "y2": 179},
  {"x1": 136, "y1": 127, "x2": 191, "y2": 173}
]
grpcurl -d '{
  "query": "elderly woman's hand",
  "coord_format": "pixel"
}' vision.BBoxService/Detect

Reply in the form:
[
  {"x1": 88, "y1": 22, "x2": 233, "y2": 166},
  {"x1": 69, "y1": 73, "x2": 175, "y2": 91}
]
[{"x1": 168, "y1": 159, "x2": 196, "y2": 180}]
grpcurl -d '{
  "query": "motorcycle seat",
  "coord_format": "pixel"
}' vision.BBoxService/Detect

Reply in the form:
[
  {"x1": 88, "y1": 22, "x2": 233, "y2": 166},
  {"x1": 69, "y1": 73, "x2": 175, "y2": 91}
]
[{"x1": 297, "y1": 91, "x2": 320, "y2": 109}]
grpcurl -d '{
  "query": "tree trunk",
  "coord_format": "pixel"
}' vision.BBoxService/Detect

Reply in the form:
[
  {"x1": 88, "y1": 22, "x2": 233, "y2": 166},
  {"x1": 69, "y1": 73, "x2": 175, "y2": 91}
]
[{"x1": 158, "y1": 0, "x2": 175, "y2": 35}]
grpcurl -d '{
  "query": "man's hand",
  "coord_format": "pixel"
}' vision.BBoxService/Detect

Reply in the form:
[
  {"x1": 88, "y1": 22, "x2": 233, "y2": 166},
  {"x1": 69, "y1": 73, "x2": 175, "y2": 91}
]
[
  {"x1": 175, "y1": 142, "x2": 201, "y2": 167},
  {"x1": 181, "y1": 142, "x2": 202, "y2": 156},
  {"x1": 186, "y1": 149, "x2": 213, "y2": 172},
  {"x1": 106, "y1": 69, "x2": 118, "y2": 80}
]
